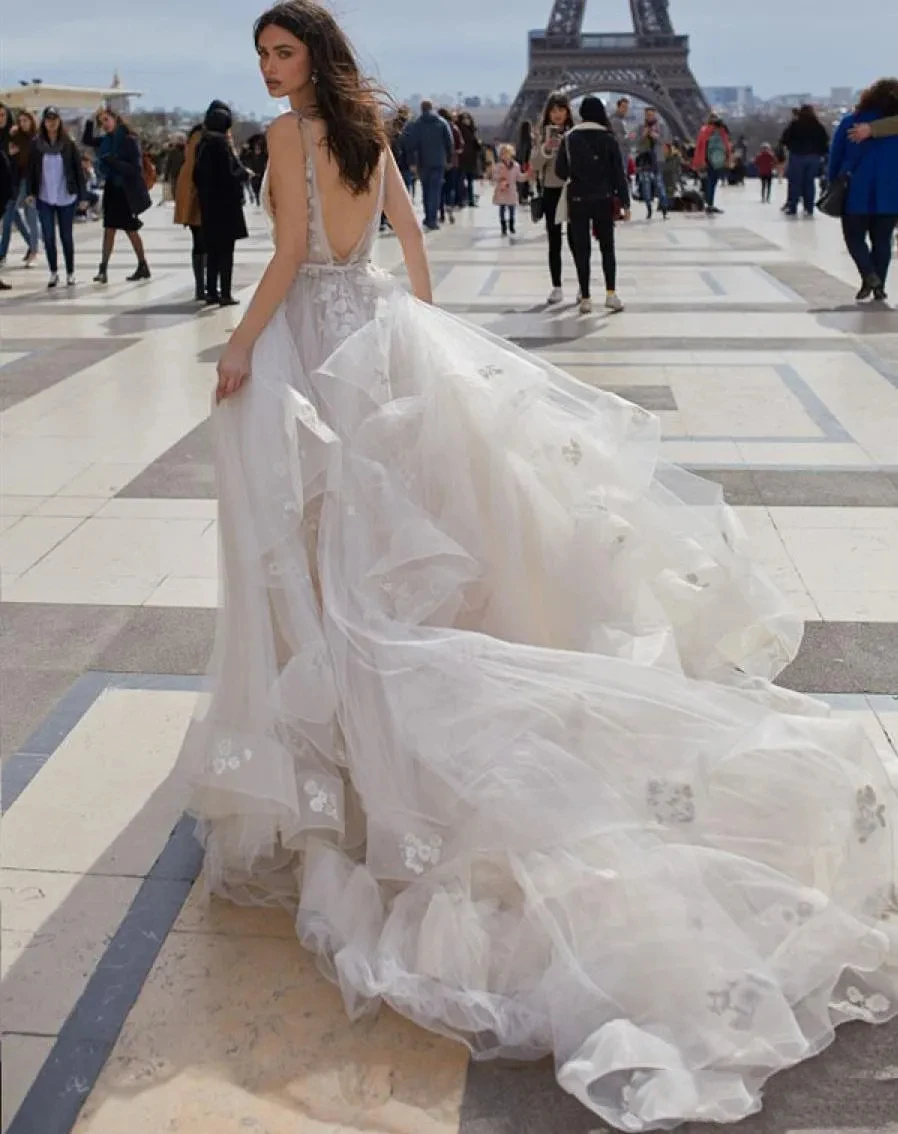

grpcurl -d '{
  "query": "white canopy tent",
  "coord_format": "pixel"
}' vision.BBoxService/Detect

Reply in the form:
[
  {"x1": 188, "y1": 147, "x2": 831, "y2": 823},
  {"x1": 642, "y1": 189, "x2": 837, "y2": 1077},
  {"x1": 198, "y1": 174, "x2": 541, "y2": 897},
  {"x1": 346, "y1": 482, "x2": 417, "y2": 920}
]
[{"x1": 0, "y1": 79, "x2": 142, "y2": 116}]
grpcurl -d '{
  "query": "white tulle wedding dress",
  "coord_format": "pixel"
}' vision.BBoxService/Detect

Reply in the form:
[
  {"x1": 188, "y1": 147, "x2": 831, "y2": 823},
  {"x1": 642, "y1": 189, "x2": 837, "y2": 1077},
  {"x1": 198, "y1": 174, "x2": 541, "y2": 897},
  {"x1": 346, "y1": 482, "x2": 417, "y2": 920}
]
[{"x1": 180, "y1": 115, "x2": 898, "y2": 1131}]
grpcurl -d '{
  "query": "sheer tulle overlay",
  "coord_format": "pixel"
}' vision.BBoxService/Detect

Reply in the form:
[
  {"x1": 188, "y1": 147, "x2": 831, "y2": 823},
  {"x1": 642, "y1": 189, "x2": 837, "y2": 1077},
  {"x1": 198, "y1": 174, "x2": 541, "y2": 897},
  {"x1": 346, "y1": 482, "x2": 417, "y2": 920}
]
[{"x1": 179, "y1": 118, "x2": 898, "y2": 1131}]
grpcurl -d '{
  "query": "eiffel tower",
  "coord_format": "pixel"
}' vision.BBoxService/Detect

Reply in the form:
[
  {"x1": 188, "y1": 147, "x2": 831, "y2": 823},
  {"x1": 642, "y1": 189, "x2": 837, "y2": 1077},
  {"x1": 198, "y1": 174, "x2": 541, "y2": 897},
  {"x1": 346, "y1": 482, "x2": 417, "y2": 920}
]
[{"x1": 503, "y1": 0, "x2": 709, "y2": 141}]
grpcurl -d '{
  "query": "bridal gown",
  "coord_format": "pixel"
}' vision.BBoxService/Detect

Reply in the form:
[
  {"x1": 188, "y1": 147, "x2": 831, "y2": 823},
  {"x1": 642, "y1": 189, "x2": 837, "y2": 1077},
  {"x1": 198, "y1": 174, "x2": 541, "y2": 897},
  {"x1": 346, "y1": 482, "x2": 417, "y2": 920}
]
[{"x1": 180, "y1": 114, "x2": 898, "y2": 1131}]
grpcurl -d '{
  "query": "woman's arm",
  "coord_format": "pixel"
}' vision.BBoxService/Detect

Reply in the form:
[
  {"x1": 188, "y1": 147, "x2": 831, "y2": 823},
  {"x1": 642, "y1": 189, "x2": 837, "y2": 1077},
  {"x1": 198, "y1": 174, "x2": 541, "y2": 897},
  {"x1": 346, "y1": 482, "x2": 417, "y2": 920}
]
[
  {"x1": 382, "y1": 148, "x2": 432, "y2": 304},
  {"x1": 230, "y1": 115, "x2": 309, "y2": 351}
]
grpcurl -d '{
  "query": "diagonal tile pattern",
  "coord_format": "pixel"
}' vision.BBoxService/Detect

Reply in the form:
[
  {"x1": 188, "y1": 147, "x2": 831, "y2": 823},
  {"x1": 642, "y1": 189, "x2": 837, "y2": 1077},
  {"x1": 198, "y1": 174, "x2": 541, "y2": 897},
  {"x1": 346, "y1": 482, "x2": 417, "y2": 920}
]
[{"x1": 2, "y1": 178, "x2": 898, "y2": 1134}]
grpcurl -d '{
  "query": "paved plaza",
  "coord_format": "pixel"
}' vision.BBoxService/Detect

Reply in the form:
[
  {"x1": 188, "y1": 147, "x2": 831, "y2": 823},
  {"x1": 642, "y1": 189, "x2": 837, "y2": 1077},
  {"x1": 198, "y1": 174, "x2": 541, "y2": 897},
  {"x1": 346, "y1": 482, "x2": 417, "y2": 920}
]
[{"x1": 2, "y1": 182, "x2": 898, "y2": 1134}]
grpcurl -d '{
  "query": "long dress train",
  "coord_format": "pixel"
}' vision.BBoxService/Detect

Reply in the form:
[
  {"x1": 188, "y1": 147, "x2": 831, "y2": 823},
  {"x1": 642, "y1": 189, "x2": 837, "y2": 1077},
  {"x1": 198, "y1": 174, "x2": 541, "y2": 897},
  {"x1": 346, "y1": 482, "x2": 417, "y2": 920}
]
[{"x1": 179, "y1": 115, "x2": 898, "y2": 1131}]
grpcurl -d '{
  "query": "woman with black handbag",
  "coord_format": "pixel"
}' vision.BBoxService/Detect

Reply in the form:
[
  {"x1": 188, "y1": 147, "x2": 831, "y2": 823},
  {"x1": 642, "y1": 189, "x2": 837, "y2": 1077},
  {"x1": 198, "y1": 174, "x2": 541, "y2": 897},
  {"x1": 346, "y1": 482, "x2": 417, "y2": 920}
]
[
  {"x1": 530, "y1": 92, "x2": 575, "y2": 305},
  {"x1": 827, "y1": 77, "x2": 898, "y2": 301}
]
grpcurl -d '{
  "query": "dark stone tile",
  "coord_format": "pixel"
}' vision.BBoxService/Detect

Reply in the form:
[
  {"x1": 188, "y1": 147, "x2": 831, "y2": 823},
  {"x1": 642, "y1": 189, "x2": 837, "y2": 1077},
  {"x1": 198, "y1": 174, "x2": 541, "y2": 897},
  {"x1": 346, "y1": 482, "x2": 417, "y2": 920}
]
[
  {"x1": 2, "y1": 752, "x2": 50, "y2": 810},
  {"x1": 0, "y1": 668, "x2": 82, "y2": 761},
  {"x1": 0, "y1": 603, "x2": 133, "y2": 672},
  {"x1": 603, "y1": 385, "x2": 677, "y2": 411},
  {"x1": 116, "y1": 420, "x2": 215, "y2": 500},
  {"x1": 7, "y1": 1036, "x2": 114, "y2": 1134},
  {"x1": 93, "y1": 607, "x2": 216, "y2": 674},
  {"x1": 460, "y1": 1022, "x2": 898, "y2": 1134},
  {"x1": 711, "y1": 227, "x2": 780, "y2": 252},
  {"x1": 762, "y1": 261, "x2": 851, "y2": 306},
  {"x1": 752, "y1": 470, "x2": 898, "y2": 508},
  {"x1": 779, "y1": 622, "x2": 898, "y2": 694}
]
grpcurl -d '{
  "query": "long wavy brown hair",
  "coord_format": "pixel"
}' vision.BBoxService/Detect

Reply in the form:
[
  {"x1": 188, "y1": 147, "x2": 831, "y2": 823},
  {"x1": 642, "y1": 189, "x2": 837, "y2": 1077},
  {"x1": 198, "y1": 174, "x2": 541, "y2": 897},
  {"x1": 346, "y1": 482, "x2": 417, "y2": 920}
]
[
  {"x1": 857, "y1": 77, "x2": 898, "y2": 116},
  {"x1": 254, "y1": 1, "x2": 387, "y2": 195}
]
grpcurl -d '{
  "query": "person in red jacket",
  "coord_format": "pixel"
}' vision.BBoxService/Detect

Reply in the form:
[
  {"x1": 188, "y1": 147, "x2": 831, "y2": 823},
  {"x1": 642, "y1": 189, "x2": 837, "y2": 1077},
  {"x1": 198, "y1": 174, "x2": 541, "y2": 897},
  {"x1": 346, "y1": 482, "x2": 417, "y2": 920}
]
[
  {"x1": 754, "y1": 143, "x2": 777, "y2": 203},
  {"x1": 692, "y1": 113, "x2": 732, "y2": 215}
]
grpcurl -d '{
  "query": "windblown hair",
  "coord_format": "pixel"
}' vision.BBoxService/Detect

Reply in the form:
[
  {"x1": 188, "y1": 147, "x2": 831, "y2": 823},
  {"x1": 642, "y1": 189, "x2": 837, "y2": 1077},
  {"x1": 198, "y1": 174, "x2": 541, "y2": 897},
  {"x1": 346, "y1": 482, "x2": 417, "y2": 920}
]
[
  {"x1": 857, "y1": 77, "x2": 898, "y2": 116},
  {"x1": 254, "y1": 0, "x2": 388, "y2": 195}
]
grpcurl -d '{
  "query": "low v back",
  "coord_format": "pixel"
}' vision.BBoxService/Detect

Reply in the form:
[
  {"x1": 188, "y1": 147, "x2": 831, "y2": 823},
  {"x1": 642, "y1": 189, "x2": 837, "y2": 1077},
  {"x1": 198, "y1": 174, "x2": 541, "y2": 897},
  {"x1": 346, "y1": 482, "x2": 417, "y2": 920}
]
[{"x1": 270, "y1": 112, "x2": 385, "y2": 268}]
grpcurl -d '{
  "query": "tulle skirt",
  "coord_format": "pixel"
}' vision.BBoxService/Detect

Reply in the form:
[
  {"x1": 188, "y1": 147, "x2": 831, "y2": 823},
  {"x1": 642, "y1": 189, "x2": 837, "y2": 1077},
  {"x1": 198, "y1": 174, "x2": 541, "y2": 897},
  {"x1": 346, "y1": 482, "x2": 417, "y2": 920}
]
[{"x1": 180, "y1": 262, "x2": 898, "y2": 1131}]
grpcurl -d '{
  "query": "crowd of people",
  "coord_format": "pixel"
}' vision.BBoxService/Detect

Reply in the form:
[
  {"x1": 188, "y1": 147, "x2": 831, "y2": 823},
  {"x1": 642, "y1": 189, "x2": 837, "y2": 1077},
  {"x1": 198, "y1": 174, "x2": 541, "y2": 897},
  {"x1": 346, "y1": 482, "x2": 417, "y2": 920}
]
[{"x1": 2, "y1": 77, "x2": 896, "y2": 306}]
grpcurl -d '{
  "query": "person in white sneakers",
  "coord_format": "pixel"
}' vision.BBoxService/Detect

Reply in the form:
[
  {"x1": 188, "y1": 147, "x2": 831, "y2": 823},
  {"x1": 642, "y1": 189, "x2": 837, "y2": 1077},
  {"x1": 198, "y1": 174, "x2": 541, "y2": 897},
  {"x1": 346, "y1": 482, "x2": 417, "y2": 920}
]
[
  {"x1": 530, "y1": 92, "x2": 575, "y2": 305},
  {"x1": 25, "y1": 107, "x2": 85, "y2": 288},
  {"x1": 554, "y1": 96, "x2": 630, "y2": 315}
]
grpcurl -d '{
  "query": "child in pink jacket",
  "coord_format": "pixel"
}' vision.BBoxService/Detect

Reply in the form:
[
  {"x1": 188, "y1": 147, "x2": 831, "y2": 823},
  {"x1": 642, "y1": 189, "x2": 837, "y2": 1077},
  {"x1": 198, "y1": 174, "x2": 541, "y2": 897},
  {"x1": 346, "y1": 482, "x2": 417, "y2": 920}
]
[{"x1": 491, "y1": 144, "x2": 525, "y2": 238}]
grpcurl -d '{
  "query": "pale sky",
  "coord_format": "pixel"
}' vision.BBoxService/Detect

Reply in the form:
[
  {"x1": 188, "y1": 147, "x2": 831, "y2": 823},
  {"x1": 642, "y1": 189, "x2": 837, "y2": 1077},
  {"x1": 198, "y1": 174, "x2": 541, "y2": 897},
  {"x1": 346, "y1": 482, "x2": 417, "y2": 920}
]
[{"x1": 4, "y1": 0, "x2": 896, "y2": 115}]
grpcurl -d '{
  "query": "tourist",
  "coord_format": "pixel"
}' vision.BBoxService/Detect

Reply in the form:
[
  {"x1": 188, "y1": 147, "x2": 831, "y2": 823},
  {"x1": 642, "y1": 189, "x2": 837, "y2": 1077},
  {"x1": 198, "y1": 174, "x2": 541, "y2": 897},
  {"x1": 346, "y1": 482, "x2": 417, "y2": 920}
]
[
  {"x1": 516, "y1": 118, "x2": 533, "y2": 204},
  {"x1": 828, "y1": 77, "x2": 898, "y2": 301},
  {"x1": 692, "y1": 112, "x2": 731, "y2": 214},
  {"x1": 778, "y1": 104, "x2": 829, "y2": 217},
  {"x1": 0, "y1": 141, "x2": 12, "y2": 289},
  {"x1": 243, "y1": 135, "x2": 268, "y2": 206},
  {"x1": 184, "y1": 6, "x2": 898, "y2": 1132},
  {"x1": 730, "y1": 134, "x2": 748, "y2": 185},
  {"x1": 401, "y1": 100, "x2": 453, "y2": 232},
  {"x1": 193, "y1": 101, "x2": 248, "y2": 306},
  {"x1": 174, "y1": 123, "x2": 207, "y2": 302},
  {"x1": 755, "y1": 142, "x2": 777, "y2": 203},
  {"x1": 437, "y1": 107, "x2": 462, "y2": 225},
  {"x1": 0, "y1": 110, "x2": 41, "y2": 268},
  {"x1": 661, "y1": 140, "x2": 684, "y2": 201},
  {"x1": 554, "y1": 95, "x2": 629, "y2": 314},
  {"x1": 389, "y1": 106, "x2": 414, "y2": 199},
  {"x1": 26, "y1": 107, "x2": 85, "y2": 288},
  {"x1": 609, "y1": 96, "x2": 631, "y2": 172},
  {"x1": 162, "y1": 135, "x2": 186, "y2": 205},
  {"x1": 456, "y1": 111, "x2": 481, "y2": 207},
  {"x1": 635, "y1": 107, "x2": 669, "y2": 220},
  {"x1": 490, "y1": 143, "x2": 524, "y2": 238},
  {"x1": 83, "y1": 106, "x2": 152, "y2": 283},
  {"x1": 530, "y1": 90, "x2": 575, "y2": 304}
]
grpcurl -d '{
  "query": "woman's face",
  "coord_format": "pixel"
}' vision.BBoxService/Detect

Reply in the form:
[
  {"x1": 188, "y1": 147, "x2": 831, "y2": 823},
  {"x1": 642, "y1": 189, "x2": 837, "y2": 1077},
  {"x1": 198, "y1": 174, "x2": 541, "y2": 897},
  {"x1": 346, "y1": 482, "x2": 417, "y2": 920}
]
[
  {"x1": 18, "y1": 113, "x2": 34, "y2": 134},
  {"x1": 44, "y1": 114, "x2": 60, "y2": 136},
  {"x1": 99, "y1": 111, "x2": 116, "y2": 133},
  {"x1": 549, "y1": 105, "x2": 568, "y2": 128},
  {"x1": 257, "y1": 23, "x2": 312, "y2": 100}
]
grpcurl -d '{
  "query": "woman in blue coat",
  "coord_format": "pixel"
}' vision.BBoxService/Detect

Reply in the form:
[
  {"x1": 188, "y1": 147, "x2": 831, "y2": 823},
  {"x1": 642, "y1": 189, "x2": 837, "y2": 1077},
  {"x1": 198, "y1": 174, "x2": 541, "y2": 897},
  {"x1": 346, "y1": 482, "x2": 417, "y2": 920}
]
[{"x1": 828, "y1": 77, "x2": 898, "y2": 301}]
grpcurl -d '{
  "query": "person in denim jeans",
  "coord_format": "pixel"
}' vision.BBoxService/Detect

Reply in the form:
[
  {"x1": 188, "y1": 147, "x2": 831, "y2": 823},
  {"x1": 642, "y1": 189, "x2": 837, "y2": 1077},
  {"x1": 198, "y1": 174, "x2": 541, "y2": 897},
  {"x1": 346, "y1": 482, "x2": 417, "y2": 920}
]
[
  {"x1": 635, "y1": 108, "x2": 669, "y2": 220},
  {"x1": 0, "y1": 110, "x2": 41, "y2": 265},
  {"x1": 26, "y1": 107, "x2": 85, "y2": 287},
  {"x1": 402, "y1": 100, "x2": 452, "y2": 231},
  {"x1": 779, "y1": 105, "x2": 829, "y2": 216}
]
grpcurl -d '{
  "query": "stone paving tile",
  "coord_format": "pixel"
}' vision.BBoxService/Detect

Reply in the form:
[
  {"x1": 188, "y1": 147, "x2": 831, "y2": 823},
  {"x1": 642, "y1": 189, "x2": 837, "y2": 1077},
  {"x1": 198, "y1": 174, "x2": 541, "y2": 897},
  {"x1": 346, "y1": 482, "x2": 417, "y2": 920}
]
[
  {"x1": 92, "y1": 608, "x2": 216, "y2": 674},
  {"x1": 779, "y1": 622, "x2": 898, "y2": 694},
  {"x1": 116, "y1": 421, "x2": 215, "y2": 500},
  {"x1": 0, "y1": 340, "x2": 139, "y2": 412}
]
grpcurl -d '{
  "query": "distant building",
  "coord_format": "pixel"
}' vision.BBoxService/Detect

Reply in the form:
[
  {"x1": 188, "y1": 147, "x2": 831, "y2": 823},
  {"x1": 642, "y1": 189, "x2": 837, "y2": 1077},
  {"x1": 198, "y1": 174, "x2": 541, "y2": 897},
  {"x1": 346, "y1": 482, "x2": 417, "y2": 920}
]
[
  {"x1": 829, "y1": 86, "x2": 855, "y2": 107},
  {"x1": 702, "y1": 86, "x2": 756, "y2": 115}
]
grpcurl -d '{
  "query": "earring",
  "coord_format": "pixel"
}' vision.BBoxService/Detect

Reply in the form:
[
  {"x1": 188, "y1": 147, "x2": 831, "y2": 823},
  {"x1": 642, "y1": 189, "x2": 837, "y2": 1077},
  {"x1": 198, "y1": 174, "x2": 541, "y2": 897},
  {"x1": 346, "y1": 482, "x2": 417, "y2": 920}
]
[{"x1": 311, "y1": 71, "x2": 319, "y2": 85}]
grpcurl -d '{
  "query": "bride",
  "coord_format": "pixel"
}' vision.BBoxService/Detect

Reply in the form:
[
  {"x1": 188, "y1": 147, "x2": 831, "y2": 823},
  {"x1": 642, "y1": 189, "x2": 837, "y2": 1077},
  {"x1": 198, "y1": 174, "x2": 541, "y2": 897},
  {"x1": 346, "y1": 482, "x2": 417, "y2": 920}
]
[{"x1": 181, "y1": 2, "x2": 898, "y2": 1128}]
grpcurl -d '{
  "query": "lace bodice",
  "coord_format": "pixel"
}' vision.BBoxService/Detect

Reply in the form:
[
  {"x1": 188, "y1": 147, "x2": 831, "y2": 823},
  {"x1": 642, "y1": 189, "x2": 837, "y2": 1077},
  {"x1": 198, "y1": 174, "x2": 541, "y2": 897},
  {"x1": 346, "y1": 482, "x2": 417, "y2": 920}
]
[{"x1": 262, "y1": 112, "x2": 384, "y2": 269}]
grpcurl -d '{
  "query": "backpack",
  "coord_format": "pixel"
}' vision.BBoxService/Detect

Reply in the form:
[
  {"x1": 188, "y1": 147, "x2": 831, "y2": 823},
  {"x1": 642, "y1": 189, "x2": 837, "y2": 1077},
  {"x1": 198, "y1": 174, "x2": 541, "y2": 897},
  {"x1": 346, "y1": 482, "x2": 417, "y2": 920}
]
[
  {"x1": 141, "y1": 150, "x2": 157, "y2": 190},
  {"x1": 706, "y1": 131, "x2": 728, "y2": 171}
]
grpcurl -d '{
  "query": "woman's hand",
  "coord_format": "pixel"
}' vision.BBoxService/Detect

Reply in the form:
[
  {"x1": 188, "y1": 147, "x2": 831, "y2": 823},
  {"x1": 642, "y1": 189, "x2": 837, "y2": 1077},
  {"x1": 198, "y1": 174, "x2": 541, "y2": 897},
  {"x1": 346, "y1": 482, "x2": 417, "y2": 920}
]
[
  {"x1": 848, "y1": 122, "x2": 873, "y2": 143},
  {"x1": 216, "y1": 338, "x2": 252, "y2": 405}
]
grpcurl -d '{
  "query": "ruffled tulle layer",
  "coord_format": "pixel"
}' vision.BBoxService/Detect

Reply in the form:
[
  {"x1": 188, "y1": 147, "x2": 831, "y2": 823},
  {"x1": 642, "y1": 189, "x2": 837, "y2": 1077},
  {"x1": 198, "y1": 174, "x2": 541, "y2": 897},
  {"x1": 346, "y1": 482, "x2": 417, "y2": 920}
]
[{"x1": 180, "y1": 274, "x2": 898, "y2": 1131}]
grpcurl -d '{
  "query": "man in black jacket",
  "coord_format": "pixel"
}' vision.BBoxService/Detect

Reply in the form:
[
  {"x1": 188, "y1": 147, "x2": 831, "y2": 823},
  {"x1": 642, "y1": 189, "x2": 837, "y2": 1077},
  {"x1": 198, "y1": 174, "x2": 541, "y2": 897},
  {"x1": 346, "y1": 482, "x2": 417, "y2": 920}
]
[{"x1": 555, "y1": 96, "x2": 630, "y2": 314}]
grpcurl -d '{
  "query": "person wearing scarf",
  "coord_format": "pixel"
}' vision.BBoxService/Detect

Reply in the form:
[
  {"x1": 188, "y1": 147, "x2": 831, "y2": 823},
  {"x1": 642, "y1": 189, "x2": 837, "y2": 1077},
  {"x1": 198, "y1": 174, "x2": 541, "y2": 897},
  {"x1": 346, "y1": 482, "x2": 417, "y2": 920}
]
[{"x1": 25, "y1": 107, "x2": 85, "y2": 288}]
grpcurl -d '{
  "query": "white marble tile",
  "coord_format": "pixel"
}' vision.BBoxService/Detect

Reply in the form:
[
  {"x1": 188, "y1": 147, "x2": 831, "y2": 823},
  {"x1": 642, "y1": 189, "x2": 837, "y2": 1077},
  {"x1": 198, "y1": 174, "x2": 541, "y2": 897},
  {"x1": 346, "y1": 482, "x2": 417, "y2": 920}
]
[
  {"x1": 1, "y1": 870, "x2": 141, "y2": 1035},
  {"x1": 96, "y1": 498, "x2": 218, "y2": 522},
  {"x1": 0, "y1": 516, "x2": 85, "y2": 575},
  {"x1": 668, "y1": 367, "x2": 822, "y2": 439},
  {"x1": 3, "y1": 568, "x2": 163, "y2": 606},
  {"x1": 735, "y1": 442, "x2": 874, "y2": 467},
  {"x1": 56, "y1": 462, "x2": 149, "y2": 498},
  {"x1": 770, "y1": 507, "x2": 898, "y2": 531},
  {"x1": 31, "y1": 496, "x2": 105, "y2": 518},
  {"x1": 145, "y1": 575, "x2": 219, "y2": 607},
  {"x1": 1, "y1": 1033, "x2": 55, "y2": 1133},
  {"x1": 24, "y1": 516, "x2": 212, "y2": 577},
  {"x1": 812, "y1": 591, "x2": 898, "y2": 622},
  {"x1": 659, "y1": 440, "x2": 744, "y2": 466},
  {"x1": 1, "y1": 688, "x2": 196, "y2": 876},
  {"x1": 0, "y1": 496, "x2": 41, "y2": 517},
  {"x1": 778, "y1": 527, "x2": 898, "y2": 593}
]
